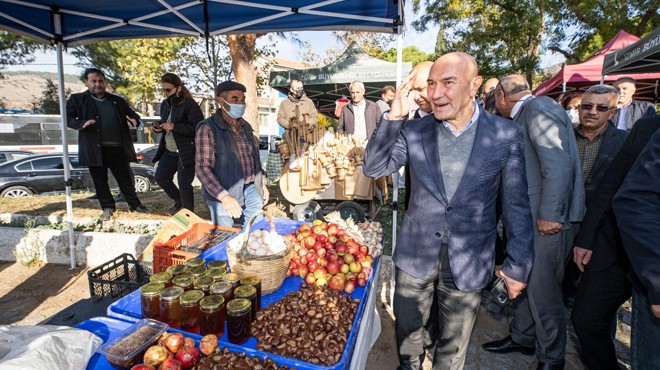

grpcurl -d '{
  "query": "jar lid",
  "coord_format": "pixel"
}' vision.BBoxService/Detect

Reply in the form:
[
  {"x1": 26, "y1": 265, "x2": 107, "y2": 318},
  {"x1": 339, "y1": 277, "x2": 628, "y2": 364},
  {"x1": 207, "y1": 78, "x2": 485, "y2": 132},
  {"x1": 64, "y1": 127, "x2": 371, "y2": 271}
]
[
  {"x1": 180, "y1": 289, "x2": 205, "y2": 303},
  {"x1": 172, "y1": 274, "x2": 194, "y2": 287},
  {"x1": 206, "y1": 269, "x2": 226, "y2": 280},
  {"x1": 194, "y1": 276, "x2": 214, "y2": 288},
  {"x1": 227, "y1": 298, "x2": 251, "y2": 313},
  {"x1": 186, "y1": 258, "x2": 206, "y2": 268},
  {"x1": 240, "y1": 276, "x2": 261, "y2": 286},
  {"x1": 166, "y1": 265, "x2": 187, "y2": 276},
  {"x1": 222, "y1": 272, "x2": 240, "y2": 283},
  {"x1": 200, "y1": 295, "x2": 225, "y2": 310},
  {"x1": 210, "y1": 281, "x2": 232, "y2": 294},
  {"x1": 150, "y1": 272, "x2": 173, "y2": 283},
  {"x1": 234, "y1": 285, "x2": 257, "y2": 298},
  {"x1": 188, "y1": 266, "x2": 207, "y2": 277},
  {"x1": 160, "y1": 286, "x2": 184, "y2": 300},
  {"x1": 207, "y1": 260, "x2": 227, "y2": 270},
  {"x1": 140, "y1": 282, "x2": 165, "y2": 296}
]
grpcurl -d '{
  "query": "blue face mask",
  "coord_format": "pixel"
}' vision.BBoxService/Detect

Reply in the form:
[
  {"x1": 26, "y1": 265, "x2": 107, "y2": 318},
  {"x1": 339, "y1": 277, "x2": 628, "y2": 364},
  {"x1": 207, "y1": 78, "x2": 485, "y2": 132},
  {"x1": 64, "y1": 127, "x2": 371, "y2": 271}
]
[{"x1": 221, "y1": 97, "x2": 246, "y2": 119}]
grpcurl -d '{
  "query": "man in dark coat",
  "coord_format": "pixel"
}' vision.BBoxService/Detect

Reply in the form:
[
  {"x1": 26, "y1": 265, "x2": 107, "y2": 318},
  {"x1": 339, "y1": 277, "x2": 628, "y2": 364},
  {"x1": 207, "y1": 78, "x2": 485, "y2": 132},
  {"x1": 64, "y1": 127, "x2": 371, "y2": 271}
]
[
  {"x1": 612, "y1": 77, "x2": 656, "y2": 131},
  {"x1": 66, "y1": 68, "x2": 148, "y2": 221},
  {"x1": 338, "y1": 81, "x2": 381, "y2": 141}
]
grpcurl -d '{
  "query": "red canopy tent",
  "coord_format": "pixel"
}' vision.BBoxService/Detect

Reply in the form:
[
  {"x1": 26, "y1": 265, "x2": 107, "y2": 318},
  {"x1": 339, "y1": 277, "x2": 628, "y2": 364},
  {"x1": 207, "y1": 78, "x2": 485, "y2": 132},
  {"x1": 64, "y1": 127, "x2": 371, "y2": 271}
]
[{"x1": 533, "y1": 30, "x2": 660, "y2": 102}]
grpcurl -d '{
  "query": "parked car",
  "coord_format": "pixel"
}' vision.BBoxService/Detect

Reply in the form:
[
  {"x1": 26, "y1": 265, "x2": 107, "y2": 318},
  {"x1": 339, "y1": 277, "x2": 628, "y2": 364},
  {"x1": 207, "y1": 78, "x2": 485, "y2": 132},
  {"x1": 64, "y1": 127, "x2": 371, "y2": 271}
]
[
  {"x1": 0, "y1": 154, "x2": 157, "y2": 198},
  {"x1": 135, "y1": 145, "x2": 159, "y2": 166},
  {"x1": 259, "y1": 135, "x2": 281, "y2": 166},
  {"x1": 0, "y1": 150, "x2": 36, "y2": 164}
]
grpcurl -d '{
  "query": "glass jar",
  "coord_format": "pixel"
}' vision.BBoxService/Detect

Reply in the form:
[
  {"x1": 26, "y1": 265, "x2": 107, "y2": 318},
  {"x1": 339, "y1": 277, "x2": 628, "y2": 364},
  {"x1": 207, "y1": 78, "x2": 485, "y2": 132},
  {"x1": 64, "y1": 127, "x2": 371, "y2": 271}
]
[
  {"x1": 210, "y1": 281, "x2": 233, "y2": 318},
  {"x1": 222, "y1": 272, "x2": 241, "y2": 290},
  {"x1": 166, "y1": 264, "x2": 188, "y2": 277},
  {"x1": 199, "y1": 295, "x2": 225, "y2": 337},
  {"x1": 227, "y1": 298, "x2": 252, "y2": 344},
  {"x1": 194, "y1": 276, "x2": 214, "y2": 296},
  {"x1": 150, "y1": 272, "x2": 173, "y2": 287},
  {"x1": 179, "y1": 290, "x2": 204, "y2": 334},
  {"x1": 186, "y1": 257, "x2": 206, "y2": 268},
  {"x1": 234, "y1": 285, "x2": 257, "y2": 322},
  {"x1": 172, "y1": 274, "x2": 194, "y2": 291},
  {"x1": 188, "y1": 266, "x2": 207, "y2": 278},
  {"x1": 206, "y1": 268, "x2": 226, "y2": 282},
  {"x1": 240, "y1": 276, "x2": 262, "y2": 311},
  {"x1": 160, "y1": 286, "x2": 184, "y2": 328},
  {"x1": 207, "y1": 260, "x2": 227, "y2": 273},
  {"x1": 140, "y1": 282, "x2": 165, "y2": 320}
]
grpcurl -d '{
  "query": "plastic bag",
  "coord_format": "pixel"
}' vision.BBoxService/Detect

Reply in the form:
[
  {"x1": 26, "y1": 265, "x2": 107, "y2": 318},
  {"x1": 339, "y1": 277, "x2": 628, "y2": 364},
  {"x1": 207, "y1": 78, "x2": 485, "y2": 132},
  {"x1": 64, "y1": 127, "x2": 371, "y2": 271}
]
[{"x1": 0, "y1": 325, "x2": 102, "y2": 370}]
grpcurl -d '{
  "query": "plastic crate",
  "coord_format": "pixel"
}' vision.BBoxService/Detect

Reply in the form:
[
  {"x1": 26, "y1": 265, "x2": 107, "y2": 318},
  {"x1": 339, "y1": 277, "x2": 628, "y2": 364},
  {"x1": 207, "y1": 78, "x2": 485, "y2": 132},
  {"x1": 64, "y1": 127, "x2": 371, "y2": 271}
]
[
  {"x1": 88, "y1": 253, "x2": 152, "y2": 298},
  {"x1": 152, "y1": 223, "x2": 240, "y2": 273}
]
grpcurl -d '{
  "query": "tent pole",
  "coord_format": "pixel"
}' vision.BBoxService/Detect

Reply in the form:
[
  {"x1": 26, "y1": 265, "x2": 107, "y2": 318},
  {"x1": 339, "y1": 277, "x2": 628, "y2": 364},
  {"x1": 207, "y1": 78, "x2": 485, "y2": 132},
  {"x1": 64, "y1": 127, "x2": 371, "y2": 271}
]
[
  {"x1": 600, "y1": 75, "x2": 605, "y2": 85},
  {"x1": 55, "y1": 33, "x2": 76, "y2": 270},
  {"x1": 562, "y1": 82, "x2": 566, "y2": 93}
]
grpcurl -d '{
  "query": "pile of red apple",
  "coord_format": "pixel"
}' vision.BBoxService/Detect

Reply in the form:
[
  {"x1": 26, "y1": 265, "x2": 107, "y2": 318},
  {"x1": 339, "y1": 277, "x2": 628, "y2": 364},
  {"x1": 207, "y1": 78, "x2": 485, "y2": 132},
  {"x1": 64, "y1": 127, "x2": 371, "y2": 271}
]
[{"x1": 285, "y1": 220, "x2": 375, "y2": 294}]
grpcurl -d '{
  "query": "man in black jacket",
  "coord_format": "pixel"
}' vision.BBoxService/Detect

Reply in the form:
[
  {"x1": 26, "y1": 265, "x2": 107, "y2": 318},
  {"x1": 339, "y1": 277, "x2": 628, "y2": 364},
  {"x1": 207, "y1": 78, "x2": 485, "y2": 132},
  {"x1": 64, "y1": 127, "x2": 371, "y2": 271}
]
[
  {"x1": 66, "y1": 68, "x2": 149, "y2": 221},
  {"x1": 612, "y1": 77, "x2": 656, "y2": 131}
]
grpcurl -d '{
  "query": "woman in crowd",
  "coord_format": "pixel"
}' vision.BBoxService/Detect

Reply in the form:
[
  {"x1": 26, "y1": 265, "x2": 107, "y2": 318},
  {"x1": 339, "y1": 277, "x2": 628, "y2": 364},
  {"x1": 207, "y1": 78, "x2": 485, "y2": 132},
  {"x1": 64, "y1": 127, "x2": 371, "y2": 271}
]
[{"x1": 152, "y1": 73, "x2": 204, "y2": 213}]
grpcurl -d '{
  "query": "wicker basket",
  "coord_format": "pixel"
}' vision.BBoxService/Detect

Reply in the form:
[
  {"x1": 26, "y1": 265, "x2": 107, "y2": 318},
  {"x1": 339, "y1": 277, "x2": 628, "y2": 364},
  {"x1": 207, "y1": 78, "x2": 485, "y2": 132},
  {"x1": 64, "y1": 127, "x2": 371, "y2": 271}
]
[{"x1": 227, "y1": 211, "x2": 292, "y2": 295}]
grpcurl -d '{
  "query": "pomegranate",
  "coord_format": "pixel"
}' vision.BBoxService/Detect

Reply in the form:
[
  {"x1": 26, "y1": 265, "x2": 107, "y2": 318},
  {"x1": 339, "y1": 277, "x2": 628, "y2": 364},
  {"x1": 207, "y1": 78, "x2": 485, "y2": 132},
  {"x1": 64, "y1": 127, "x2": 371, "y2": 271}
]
[
  {"x1": 158, "y1": 358, "x2": 182, "y2": 370},
  {"x1": 157, "y1": 333, "x2": 171, "y2": 348},
  {"x1": 183, "y1": 337, "x2": 195, "y2": 348},
  {"x1": 175, "y1": 345, "x2": 200, "y2": 369},
  {"x1": 131, "y1": 365, "x2": 156, "y2": 370},
  {"x1": 143, "y1": 345, "x2": 169, "y2": 367},
  {"x1": 165, "y1": 333, "x2": 184, "y2": 353},
  {"x1": 199, "y1": 334, "x2": 218, "y2": 356}
]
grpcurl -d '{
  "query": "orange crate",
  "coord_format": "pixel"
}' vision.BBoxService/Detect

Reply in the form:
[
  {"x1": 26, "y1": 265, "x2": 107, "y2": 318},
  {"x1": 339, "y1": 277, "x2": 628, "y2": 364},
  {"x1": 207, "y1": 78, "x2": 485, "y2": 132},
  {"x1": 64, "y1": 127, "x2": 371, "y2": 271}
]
[{"x1": 152, "y1": 224, "x2": 240, "y2": 273}]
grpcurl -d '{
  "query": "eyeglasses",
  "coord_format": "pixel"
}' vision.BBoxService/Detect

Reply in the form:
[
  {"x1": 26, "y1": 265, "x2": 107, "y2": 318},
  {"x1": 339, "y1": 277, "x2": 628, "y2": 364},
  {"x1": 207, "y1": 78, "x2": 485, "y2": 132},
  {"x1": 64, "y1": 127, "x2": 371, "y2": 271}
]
[
  {"x1": 579, "y1": 103, "x2": 614, "y2": 112},
  {"x1": 162, "y1": 87, "x2": 175, "y2": 93}
]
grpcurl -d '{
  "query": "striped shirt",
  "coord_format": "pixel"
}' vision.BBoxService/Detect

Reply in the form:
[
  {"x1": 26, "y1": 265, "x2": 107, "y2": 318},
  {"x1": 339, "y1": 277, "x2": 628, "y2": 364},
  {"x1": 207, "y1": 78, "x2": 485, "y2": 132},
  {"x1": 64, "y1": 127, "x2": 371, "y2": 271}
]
[
  {"x1": 195, "y1": 118, "x2": 256, "y2": 201},
  {"x1": 575, "y1": 125, "x2": 606, "y2": 183}
]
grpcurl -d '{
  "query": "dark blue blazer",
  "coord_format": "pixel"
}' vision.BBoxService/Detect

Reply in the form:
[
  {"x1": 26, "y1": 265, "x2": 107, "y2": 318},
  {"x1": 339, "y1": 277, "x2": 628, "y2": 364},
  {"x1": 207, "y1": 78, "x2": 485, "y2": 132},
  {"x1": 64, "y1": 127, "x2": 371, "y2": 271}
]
[{"x1": 363, "y1": 110, "x2": 534, "y2": 291}]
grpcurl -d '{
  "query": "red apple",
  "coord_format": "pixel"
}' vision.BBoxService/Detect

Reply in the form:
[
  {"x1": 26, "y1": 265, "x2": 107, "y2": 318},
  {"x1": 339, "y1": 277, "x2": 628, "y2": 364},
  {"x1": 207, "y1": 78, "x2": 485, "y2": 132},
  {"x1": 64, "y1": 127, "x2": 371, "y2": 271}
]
[
  {"x1": 339, "y1": 234, "x2": 350, "y2": 243},
  {"x1": 320, "y1": 222, "x2": 328, "y2": 230},
  {"x1": 328, "y1": 235, "x2": 338, "y2": 244},
  {"x1": 307, "y1": 252, "x2": 318, "y2": 262},
  {"x1": 298, "y1": 265, "x2": 309, "y2": 279},
  {"x1": 344, "y1": 280, "x2": 356, "y2": 294},
  {"x1": 327, "y1": 224, "x2": 338, "y2": 236},
  {"x1": 317, "y1": 248, "x2": 327, "y2": 258},
  {"x1": 307, "y1": 260, "x2": 319, "y2": 272},
  {"x1": 357, "y1": 277, "x2": 367, "y2": 287},
  {"x1": 365, "y1": 255, "x2": 375, "y2": 264},
  {"x1": 317, "y1": 234, "x2": 328, "y2": 244},
  {"x1": 296, "y1": 233, "x2": 305, "y2": 241},
  {"x1": 312, "y1": 219, "x2": 322, "y2": 226},
  {"x1": 359, "y1": 245, "x2": 369, "y2": 256},
  {"x1": 335, "y1": 244, "x2": 347, "y2": 255},
  {"x1": 316, "y1": 267, "x2": 327, "y2": 275},
  {"x1": 324, "y1": 242, "x2": 334, "y2": 250},
  {"x1": 291, "y1": 266, "x2": 299, "y2": 276},
  {"x1": 349, "y1": 261, "x2": 362, "y2": 273},
  {"x1": 313, "y1": 241, "x2": 323, "y2": 251},
  {"x1": 313, "y1": 269, "x2": 326, "y2": 279},
  {"x1": 304, "y1": 236, "x2": 316, "y2": 248},
  {"x1": 300, "y1": 255, "x2": 308, "y2": 265},
  {"x1": 360, "y1": 260, "x2": 372, "y2": 269},
  {"x1": 328, "y1": 274, "x2": 346, "y2": 291},
  {"x1": 305, "y1": 274, "x2": 316, "y2": 285},
  {"x1": 343, "y1": 253, "x2": 354, "y2": 264},
  {"x1": 361, "y1": 266, "x2": 371, "y2": 276},
  {"x1": 327, "y1": 250, "x2": 338, "y2": 262},
  {"x1": 298, "y1": 247, "x2": 309, "y2": 257},
  {"x1": 326, "y1": 260, "x2": 340, "y2": 275},
  {"x1": 340, "y1": 263, "x2": 350, "y2": 274},
  {"x1": 353, "y1": 252, "x2": 364, "y2": 262},
  {"x1": 311, "y1": 225, "x2": 323, "y2": 235},
  {"x1": 291, "y1": 255, "x2": 300, "y2": 265},
  {"x1": 286, "y1": 269, "x2": 293, "y2": 278},
  {"x1": 318, "y1": 257, "x2": 327, "y2": 267}
]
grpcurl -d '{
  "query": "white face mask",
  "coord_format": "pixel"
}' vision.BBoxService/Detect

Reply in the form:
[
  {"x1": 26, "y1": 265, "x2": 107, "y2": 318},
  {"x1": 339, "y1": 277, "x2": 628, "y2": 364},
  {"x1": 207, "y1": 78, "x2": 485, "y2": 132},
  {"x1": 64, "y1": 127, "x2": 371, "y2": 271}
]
[
  {"x1": 566, "y1": 109, "x2": 579, "y2": 124},
  {"x1": 221, "y1": 97, "x2": 246, "y2": 119}
]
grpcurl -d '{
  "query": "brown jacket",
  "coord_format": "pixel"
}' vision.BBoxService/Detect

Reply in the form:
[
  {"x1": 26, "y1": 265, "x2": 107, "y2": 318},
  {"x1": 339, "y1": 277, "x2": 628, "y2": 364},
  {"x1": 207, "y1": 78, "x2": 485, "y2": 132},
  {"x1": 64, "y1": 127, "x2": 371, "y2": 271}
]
[{"x1": 276, "y1": 93, "x2": 318, "y2": 129}]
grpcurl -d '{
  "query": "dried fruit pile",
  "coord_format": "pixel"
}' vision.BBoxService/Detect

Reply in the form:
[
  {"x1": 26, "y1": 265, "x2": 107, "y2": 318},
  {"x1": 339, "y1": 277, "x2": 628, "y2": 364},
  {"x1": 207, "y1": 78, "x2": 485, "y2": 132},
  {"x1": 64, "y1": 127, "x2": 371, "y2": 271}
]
[
  {"x1": 194, "y1": 347, "x2": 295, "y2": 370},
  {"x1": 251, "y1": 284, "x2": 359, "y2": 366}
]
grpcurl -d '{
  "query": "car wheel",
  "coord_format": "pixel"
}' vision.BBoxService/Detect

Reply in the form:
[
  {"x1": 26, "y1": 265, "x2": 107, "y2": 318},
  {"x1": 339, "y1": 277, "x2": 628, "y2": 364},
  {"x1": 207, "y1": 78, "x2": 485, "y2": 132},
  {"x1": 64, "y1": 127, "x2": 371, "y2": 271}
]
[
  {"x1": 1, "y1": 186, "x2": 33, "y2": 198},
  {"x1": 134, "y1": 175, "x2": 151, "y2": 192},
  {"x1": 292, "y1": 201, "x2": 323, "y2": 222},
  {"x1": 335, "y1": 201, "x2": 366, "y2": 222}
]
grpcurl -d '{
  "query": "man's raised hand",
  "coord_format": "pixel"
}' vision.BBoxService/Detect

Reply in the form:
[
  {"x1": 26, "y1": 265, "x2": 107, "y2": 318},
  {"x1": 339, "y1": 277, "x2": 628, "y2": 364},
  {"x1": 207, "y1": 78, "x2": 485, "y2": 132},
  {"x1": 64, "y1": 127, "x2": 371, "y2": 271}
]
[{"x1": 388, "y1": 69, "x2": 418, "y2": 120}]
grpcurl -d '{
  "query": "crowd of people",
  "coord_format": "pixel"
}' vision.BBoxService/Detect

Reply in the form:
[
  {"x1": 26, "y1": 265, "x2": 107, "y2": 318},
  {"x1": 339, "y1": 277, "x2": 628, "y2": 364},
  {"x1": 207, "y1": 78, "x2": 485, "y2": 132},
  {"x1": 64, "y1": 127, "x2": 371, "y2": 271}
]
[{"x1": 66, "y1": 57, "x2": 658, "y2": 370}]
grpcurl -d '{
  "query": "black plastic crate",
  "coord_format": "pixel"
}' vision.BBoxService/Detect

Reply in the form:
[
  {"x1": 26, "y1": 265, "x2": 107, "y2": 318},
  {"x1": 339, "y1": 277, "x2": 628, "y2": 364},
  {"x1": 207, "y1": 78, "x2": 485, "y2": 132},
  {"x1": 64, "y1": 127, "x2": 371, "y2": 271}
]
[{"x1": 88, "y1": 253, "x2": 152, "y2": 298}]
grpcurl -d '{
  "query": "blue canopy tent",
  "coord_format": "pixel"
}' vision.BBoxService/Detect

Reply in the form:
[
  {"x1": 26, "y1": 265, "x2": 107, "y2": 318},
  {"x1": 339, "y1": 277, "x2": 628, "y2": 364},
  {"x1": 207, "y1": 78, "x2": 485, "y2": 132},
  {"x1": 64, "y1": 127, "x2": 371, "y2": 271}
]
[{"x1": 0, "y1": 0, "x2": 405, "y2": 269}]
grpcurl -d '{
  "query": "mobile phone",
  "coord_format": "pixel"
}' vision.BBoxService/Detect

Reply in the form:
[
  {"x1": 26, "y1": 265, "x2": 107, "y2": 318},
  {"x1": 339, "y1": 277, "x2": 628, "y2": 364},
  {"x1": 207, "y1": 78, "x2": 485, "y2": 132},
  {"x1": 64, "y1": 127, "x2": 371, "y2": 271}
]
[{"x1": 489, "y1": 277, "x2": 509, "y2": 305}]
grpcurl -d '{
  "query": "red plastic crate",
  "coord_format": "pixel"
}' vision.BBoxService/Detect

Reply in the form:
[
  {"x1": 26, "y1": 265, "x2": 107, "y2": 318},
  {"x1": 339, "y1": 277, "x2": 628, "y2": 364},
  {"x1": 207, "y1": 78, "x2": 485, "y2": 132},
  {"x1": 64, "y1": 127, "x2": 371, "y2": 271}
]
[{"x1": 152, "y1": 223, "x2": 240, "y2": 273}]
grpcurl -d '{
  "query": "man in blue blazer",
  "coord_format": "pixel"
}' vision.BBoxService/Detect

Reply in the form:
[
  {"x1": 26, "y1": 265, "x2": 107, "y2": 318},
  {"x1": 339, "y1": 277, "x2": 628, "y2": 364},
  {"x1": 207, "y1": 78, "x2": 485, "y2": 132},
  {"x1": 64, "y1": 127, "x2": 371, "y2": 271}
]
[{"x1": 363, "y1": 52, "x2": 534, "y2": 370}]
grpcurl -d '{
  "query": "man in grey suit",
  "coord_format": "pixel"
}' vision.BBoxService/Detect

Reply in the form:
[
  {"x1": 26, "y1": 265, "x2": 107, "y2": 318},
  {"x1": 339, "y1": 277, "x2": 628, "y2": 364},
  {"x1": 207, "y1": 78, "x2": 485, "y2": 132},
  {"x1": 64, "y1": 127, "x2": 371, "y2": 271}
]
[
  {"x1": 364, "y1": 53, "x2": 535, "y2": 370},
  {"x1": 484, "y1": 75, "x2": 586, "y2": 370}
]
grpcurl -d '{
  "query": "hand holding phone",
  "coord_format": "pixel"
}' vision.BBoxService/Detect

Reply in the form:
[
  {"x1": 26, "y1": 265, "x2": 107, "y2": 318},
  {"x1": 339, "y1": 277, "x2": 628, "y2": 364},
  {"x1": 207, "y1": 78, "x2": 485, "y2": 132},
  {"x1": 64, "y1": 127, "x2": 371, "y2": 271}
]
[{"x1": 489, "y1": 277, "x2": 509, "y2": 305}]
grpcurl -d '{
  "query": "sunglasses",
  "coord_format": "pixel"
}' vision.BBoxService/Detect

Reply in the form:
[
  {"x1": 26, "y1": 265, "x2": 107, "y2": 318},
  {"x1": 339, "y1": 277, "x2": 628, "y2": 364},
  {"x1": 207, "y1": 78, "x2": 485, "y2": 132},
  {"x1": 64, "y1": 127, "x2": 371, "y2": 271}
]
[
  {"x1": 579, "y1": 103, "x2": 614, "y2": 112},
  {"x1": 162, "y1": 87, "x2": 176, "y2": 93}
]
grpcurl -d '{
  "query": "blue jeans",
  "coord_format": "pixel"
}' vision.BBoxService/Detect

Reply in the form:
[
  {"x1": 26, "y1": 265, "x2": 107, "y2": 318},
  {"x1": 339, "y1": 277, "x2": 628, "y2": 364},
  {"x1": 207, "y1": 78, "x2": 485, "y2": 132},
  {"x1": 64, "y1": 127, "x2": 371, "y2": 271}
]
[
  {"x1": 631, "y1": 287, "x2": 660, "y2": 370},
  {"x1": 207, "y1": 183, "x2": 263, "y2": 228}
]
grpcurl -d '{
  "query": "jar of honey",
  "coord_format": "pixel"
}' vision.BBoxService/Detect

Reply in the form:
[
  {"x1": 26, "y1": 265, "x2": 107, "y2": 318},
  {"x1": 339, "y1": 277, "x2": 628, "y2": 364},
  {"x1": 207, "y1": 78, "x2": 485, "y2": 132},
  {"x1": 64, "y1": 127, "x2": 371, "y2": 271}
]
[
  {"x1": 234, "y1": 285, "x2": 257, "y2": 322},
  {"x1": 186, "y1": 257, "x2": 206, "y2": 268},
  {"x1": 140, "y1": 282, "x2": 165, "y2": 320},
  {"x1": 172, "y1": 274, "x2": 194, "y2": 291},
  {"x1": 207, "y1": 260, "x2": 227, "y2": 273},
  {"x1": 194, "y1": 276, "x2": 214, "y2": 295},
  {"x1": 199, "y1": 295, "x2": 225, "y2": 337},
  {"x1": 227, "y1": 298, "x2": 251, "y2": 344},
  {"x1": 188, "y1": 266, "x2": 207, "y2": 278},
  {"x1": 240, "y1": 276, "x2": 262, "y2": 310},
  {"x1": 221, "y1": 272, "x2": 241, "y2": 290},
  {"x1": 179, "y1": 290, "x2": 204, "y2": 334},
  {"x1": 160, "y1": 286, "x2": 184, "y2": 328},
  {"x1": 166, "y1": 264, "x2": 188, "y2": 277},
  {"x1": 206, "y1": 268, "x2": 226, "y2": 282},
  {"x1": 150, "y1": 272, "x2": 173, "y2": 287}
]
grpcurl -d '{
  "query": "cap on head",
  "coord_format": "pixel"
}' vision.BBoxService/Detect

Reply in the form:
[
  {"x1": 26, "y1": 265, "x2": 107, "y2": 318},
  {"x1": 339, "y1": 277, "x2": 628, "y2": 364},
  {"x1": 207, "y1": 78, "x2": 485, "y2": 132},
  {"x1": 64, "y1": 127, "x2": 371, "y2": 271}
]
[{"x1": 216, "y1": 81, "x2": 246, "y2": 96}]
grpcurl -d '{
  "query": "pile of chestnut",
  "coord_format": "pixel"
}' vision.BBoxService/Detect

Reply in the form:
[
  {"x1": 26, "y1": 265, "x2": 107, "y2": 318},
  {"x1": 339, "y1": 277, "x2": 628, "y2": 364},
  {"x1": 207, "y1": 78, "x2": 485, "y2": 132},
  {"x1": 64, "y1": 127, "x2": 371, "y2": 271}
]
[
  {"x1": 251, "y1": 284, "x2": 359, "y2": 366},
  {"x1": 195, "y1": 347, "x2": 295, "y2": 370}
]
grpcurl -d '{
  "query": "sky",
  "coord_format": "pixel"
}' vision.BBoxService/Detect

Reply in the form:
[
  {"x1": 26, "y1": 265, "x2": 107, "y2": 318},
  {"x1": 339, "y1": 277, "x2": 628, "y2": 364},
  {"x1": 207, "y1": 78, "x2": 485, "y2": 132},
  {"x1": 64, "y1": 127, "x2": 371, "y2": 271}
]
[{"x1": 4, "y1": 1, "x2": 564, "y2": 77}]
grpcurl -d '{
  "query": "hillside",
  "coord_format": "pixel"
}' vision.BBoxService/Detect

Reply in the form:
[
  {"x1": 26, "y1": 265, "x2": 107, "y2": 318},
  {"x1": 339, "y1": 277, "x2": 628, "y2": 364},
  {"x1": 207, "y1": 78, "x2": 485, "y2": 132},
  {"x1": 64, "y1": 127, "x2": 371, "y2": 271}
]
[{"x1": 0, "y1": 71, "x2": 86, "y2": 110}]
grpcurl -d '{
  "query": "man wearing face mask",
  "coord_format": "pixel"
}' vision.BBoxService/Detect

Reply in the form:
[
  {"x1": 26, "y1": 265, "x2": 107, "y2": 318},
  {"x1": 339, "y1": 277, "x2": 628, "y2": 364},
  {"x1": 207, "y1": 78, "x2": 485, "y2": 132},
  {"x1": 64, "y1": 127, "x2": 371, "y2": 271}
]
[
  {"x1": 277, "y1": 79, "x2": 318, "y2": 131},
  {"x1": 195, "y1": 81, "x2": 269, "y2": 227}
]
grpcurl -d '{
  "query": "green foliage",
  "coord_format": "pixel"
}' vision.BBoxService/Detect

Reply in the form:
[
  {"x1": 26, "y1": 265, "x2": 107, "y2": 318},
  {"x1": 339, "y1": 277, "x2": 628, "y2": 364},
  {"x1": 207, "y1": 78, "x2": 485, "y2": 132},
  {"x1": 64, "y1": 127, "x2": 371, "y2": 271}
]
[
  {"x1": 171, "y1": 36, "x2": 233, "y2": 98},
  {"x1": 299, "y1": 32, "x2": 395, "y2": 67},
  {"x1": 40, "y1": 78, "x2": 72, "y2": 114},
  {"x1": 379, "y1": 46, "x2": 435, "y2": 65},
  {"x1": 0, "y1": 32, "x2": 43, "y2": 78},
  {"x1": 13, "y1": 220, "x2": 43, "y2": 267}
]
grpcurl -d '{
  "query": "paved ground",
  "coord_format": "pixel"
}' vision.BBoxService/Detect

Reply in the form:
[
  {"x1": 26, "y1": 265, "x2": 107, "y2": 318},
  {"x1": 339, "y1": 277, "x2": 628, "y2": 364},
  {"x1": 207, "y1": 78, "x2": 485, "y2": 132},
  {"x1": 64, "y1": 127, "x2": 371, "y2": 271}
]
[{"x1": 0, "y1": 257, "x2": 631, "y2": 369}]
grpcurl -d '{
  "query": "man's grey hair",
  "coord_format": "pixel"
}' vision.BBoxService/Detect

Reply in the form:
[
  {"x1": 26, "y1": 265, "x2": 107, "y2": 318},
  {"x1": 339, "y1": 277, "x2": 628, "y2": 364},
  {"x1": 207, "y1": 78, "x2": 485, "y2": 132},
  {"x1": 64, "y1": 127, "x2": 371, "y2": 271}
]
[
  {"x1": 350, "y1": 81, "x2": 365, "y2": 91},
  {"x1": 584, "y1": 84, "x2": 620, "y2": 100},
  {"x1": 495, "y1": 76, "x2": 530, "y2": 96}
]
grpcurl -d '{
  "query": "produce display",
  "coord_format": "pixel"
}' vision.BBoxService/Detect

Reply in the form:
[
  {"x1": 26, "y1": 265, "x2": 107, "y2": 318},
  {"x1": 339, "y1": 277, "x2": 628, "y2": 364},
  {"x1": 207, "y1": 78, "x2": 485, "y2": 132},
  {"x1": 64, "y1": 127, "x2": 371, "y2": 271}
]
[
  {"x1": 251, "y1": 284, "x2": 359, "y2": 366},
  {"x1": 324, "y1": 211, "x2": 383, "y2": 257},
  {"x1": 195, "y1": 346, "x2": 295, "y2": 370},
  {"x1": 132, "y1": 332, "x2": 202, "y2": 369},
  {"x1": 227, "y1": 228, "x2": 288, "y2": 256},
  {"x1": 101, "y1": 319, "x2": 169, "y2": 369},
  {"x1": 285, "y1": 220, "x2": 376, "y2": 294}
]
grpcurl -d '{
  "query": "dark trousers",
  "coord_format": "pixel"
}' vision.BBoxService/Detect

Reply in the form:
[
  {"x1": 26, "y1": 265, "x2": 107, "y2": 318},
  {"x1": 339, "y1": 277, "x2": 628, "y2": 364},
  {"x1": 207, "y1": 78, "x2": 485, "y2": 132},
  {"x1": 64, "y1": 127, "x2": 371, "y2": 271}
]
[
  {"x1": 394, "y1": 244, "x2": 482, "y2": 370},
  {"x1": 155, "y1": 150, "x2": 195, "y2": 212},
  {"x1": 571, "y1": 259, "x2": 632, "y2": 370},
  {"x1": 89, "y1": 146, "x2": 141, "y2": 210}
]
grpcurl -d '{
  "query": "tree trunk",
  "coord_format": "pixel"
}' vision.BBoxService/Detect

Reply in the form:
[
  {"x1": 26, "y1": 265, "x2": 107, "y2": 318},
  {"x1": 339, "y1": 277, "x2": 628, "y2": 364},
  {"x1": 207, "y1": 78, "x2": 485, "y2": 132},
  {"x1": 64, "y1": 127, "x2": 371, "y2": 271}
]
[{"x1": 227, "y1": 34, "x2": 259, "y2": 135}]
